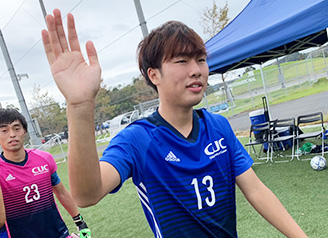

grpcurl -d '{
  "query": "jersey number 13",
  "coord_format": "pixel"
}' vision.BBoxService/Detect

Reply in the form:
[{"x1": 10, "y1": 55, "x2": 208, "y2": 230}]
[{"x1": 191, "y1": 175, "x2": 216, "y2": 210}]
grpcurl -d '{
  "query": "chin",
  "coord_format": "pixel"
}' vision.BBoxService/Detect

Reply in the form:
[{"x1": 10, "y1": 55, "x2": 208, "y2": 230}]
[{"x1": 187, "y1": 98, "x2": 203, "y2": 107}]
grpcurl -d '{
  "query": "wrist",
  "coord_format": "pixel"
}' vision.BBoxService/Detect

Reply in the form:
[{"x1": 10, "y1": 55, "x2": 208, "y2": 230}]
[
  {"x1": 73, "y1": 214, "x2": 89, "y2": 229},
  {"x1": 72, "y1": 213, "x2": 83, "y2": 226},
  {"x1": 72, "y1": 214, "x2": 91, "y2": 238},
  {"x1": 67, "y1": 100, "x2": 95, "y2": 110},
  {"x1": 0, "y1": 224, "x2": 6, "y2": 232},
  {"x1": 66, "y1": 101, "x2": 96, "y2": 134}
]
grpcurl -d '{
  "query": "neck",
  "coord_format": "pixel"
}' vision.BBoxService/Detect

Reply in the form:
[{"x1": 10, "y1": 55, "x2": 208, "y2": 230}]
[
  {"x1": 158, "y1": 104, "x2": 194, "y2": 138},
  {"x1": 3, "y1": 149, "x2": 26, "y2": 163}
]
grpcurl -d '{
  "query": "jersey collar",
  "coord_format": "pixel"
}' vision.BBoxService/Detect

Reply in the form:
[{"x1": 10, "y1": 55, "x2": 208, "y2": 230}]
[
  {"x1": 147, "y1": 108, "x2": 200, "y2": 143},
  {"x1": 1, "y1": 150, "x2": 28, "y2": 166}
]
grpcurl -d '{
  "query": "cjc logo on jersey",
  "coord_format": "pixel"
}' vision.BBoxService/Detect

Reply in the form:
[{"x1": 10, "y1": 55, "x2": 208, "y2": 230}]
[
  {"x1": 204, "y1": 138, "x2": 227, "y2": 159},
  {"x1": 32, "y1": 164, "x2": 49, "y2": 176}
]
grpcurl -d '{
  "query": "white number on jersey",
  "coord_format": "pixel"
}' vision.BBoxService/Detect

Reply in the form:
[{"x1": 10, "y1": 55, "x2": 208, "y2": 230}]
[
  {"x1": 23, "y1": 184, "x2": 41, "y2": 203},
  {"x1": 191, "y1": 175, "x2": 216, "y2": 210}
]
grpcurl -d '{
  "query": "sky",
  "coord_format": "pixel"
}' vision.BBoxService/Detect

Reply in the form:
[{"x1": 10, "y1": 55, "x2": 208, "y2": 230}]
[{"x1": 0, "y1": 0, "x2": 250, "y2": 109}]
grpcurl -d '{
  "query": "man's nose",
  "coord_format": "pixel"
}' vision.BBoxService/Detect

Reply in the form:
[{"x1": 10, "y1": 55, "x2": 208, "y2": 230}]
[
  {"x1": 9, "y1": 129, "x2": 16, "y2": 137},
  {"x1": 189, "y1": 59, "x2": 201, "y2": 78}
]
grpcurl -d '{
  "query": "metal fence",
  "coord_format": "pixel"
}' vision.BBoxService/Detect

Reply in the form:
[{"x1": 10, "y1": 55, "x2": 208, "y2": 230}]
[{"x1": 200, "y1": 46, "x2": 328, "y2": 115}]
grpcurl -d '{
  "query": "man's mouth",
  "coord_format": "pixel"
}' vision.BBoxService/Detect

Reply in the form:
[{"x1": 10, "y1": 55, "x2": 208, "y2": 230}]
[
  {"x1": 9, "y1": 140, "x2": 19, "y2": 145},
  {"x1": 188, "y1": 84, "x2": 201, "y2": 88}
]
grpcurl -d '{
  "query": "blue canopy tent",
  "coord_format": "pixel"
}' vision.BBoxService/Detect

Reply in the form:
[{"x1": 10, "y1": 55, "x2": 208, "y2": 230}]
[
  {"x1": 205, "y1": 0, "x2": 328, "y2": 116},
  {"x1": 206, "y1": 0, "x2": 328, "y2": 74}
]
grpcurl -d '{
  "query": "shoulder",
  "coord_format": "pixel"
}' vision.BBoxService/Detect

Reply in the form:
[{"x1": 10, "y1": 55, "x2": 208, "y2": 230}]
[
  {"x1": 197, "y1": 108, "x2": 236, "y2": 141},
  {"x1": 118, "y1": 118, "x2": 156, "y2": 138},
  {"x1": 26, "y1": 149, "x2": 56, "y2": 165},
  {"x1": 26, "y1": 149, "x2": 53, "y2": 158},
  {"x1": 197, "y1": 108, "x2": 230, "y2": 126}
]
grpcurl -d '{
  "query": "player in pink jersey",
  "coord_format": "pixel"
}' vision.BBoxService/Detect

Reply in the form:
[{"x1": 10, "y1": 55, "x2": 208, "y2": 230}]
[{"x1": 0, "y1": 109, "x2": 91, "y2": 238}]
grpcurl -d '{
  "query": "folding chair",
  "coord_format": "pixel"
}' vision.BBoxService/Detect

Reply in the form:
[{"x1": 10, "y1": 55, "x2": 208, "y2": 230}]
[
  {"x1": 295, "y1": 112, "x2": 325, "y2": 161},
  {"x1": 245, "y1": 121, "x2": 271, "y2": 163},
  {"x1": 269, "y1": 118, "x2": 295, "y2": 162}
]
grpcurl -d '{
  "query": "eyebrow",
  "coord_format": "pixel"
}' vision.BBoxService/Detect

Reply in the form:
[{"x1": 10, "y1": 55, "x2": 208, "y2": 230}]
[
  {"x1": 175, "y1": 52, "x2": 207, "y2": 57},
  {"x1": 0, "y1": 123, "x2": 21, "y2": 128}
]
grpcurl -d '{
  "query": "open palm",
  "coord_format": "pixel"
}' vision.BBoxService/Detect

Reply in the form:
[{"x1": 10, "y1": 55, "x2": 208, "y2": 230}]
[{"x1": 42, "y1": 9, "x2": 101, "y2": 105}]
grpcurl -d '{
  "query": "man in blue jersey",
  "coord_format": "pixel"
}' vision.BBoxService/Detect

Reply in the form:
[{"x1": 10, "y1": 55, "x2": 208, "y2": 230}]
[{"x1": 42, "y1": 9, "x2": 308, "y2": 237}]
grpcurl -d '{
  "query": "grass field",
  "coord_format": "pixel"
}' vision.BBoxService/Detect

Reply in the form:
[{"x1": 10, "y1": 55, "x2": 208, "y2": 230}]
[
  {"x1": 236, "y1": 159, "x2": 328, "y2": 238},
  {"x1": 54, "y1": 134, "x2": 328, "y2": 238},
  {"x1": 56, "y1": 162, "x2": 153, "y2": 237}
]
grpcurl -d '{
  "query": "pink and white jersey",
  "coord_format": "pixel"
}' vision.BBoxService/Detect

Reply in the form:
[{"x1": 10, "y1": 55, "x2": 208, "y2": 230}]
[{"x1": 0, "y1": 149, "x2": 69, "y2": 238}]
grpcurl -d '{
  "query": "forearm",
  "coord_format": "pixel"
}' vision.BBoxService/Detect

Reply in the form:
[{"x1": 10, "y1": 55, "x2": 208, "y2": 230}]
[
  {"x1": 245, "y1": 183, "x2": 308, "y2": 238},
  {"x1": 0, "y1": 211, "x2": 4, "y2": 228},
  {"x1": 66, "y1": 101, "x2": 103, "y2": 206},
  {"x1": 54, "y1": 186, "x2": 80, "y2": 217},
  {"x1": 0, "y1": 188, "x2": 5, "y2": 227}
]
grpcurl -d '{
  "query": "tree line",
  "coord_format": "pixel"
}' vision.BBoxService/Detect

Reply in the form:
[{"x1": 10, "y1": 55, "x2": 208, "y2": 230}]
[{"x1": 29, "y1": 76, "x2": 157, "y2": 136}]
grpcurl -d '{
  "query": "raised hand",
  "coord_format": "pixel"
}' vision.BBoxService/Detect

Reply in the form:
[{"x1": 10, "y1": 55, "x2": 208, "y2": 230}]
[{"x1": 41, "y1": 9, "x2": 101, "y2": 105}]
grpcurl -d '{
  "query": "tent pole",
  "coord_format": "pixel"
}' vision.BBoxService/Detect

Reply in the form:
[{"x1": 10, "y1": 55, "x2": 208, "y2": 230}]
[
  {"x1": 276, "y1": 58, "x2": 285, "y2": 88},
  {"x1": 259, "y1": 64, "x2": 272, "y2": 120},
  {"x1": 322, "y1": 47, "x2": 328, "y2": 78}
]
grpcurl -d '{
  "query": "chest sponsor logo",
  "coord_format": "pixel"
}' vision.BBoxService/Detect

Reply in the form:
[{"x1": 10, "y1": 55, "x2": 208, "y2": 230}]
[
  {"x1": 32, "y1": 164, "x2": 49, "y2": 176},
  {"x1": 204, "y1": 138, "x2": 227, "y2": 159},
  {"x1": 5, "y1": 174, "x2": 16, "y2": 181},
  {"x1": 165, "y1": 151, "x2": 180, "y2": 162}
]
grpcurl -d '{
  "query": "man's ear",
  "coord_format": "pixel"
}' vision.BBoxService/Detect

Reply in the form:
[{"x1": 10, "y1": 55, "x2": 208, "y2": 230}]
[{"x1": 147, "y1": 68, "x2": 161, "y2": 86}]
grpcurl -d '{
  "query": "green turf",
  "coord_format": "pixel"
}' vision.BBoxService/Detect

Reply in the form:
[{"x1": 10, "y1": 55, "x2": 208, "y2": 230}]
[
  {"x1": 237, "y1": 159, "x2": 327, "y2": 238},
  {"x1": 55, "y1": 162, "x2": 153, "y2": 238},
  {"x1": 237, "y1": 136, "x2": 327, "y2": 237}
]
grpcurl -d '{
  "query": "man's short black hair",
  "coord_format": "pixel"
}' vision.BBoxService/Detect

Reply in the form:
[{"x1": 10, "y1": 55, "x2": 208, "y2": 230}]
[{"x1": 0, "y1": 108, "x2": 28, "y2": 131}]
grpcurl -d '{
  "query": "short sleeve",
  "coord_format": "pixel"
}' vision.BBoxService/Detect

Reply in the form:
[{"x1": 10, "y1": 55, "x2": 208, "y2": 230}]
[
  {"x1": 51, "y1": 171, "x2": 61, "y2": 186},
  {"x1": 208, "y1": 112, "x2": 253, "y2": 177}
]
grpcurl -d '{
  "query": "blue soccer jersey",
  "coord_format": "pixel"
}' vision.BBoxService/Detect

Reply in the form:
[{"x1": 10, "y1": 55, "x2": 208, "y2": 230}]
[{"x1": 100, "y1": 109, "x2": 253, "y2": 238}]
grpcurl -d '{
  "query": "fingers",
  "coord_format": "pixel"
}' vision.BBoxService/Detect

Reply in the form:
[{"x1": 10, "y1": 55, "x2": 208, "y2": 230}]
[
  {"x1": 45, "y1": 12, "x2": 64, "y2": 57},
  {"x1": 41, "y1": 29, "x2": 56, "y2": 65},
  {"x1": 42, "y1": 9, "x2": 94, "y2": 69},
  {"x1": 67, "y1": 13, "x2": 81, "y2": 52},
  {"x1": 53, "y1": 9, "x2": 69, "y2": 52},
  {"x1": 86, "y1": 41, "x2": 99, "y2": 67},
  {"x1": 43, "y1": 9, "x2": 81, "y2": 60}
]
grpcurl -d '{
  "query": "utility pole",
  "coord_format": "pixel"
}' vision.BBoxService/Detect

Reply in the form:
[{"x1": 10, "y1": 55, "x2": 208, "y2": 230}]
[
  {"x1": 134, "y1": 0, "x2": 149, "y2": 38},
  {"x1": 0, "y1": 29, "x2": 42, "y2": 145},
  {"x1": 39, "y1": 0, "x2": 47, "y2": 23}
]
